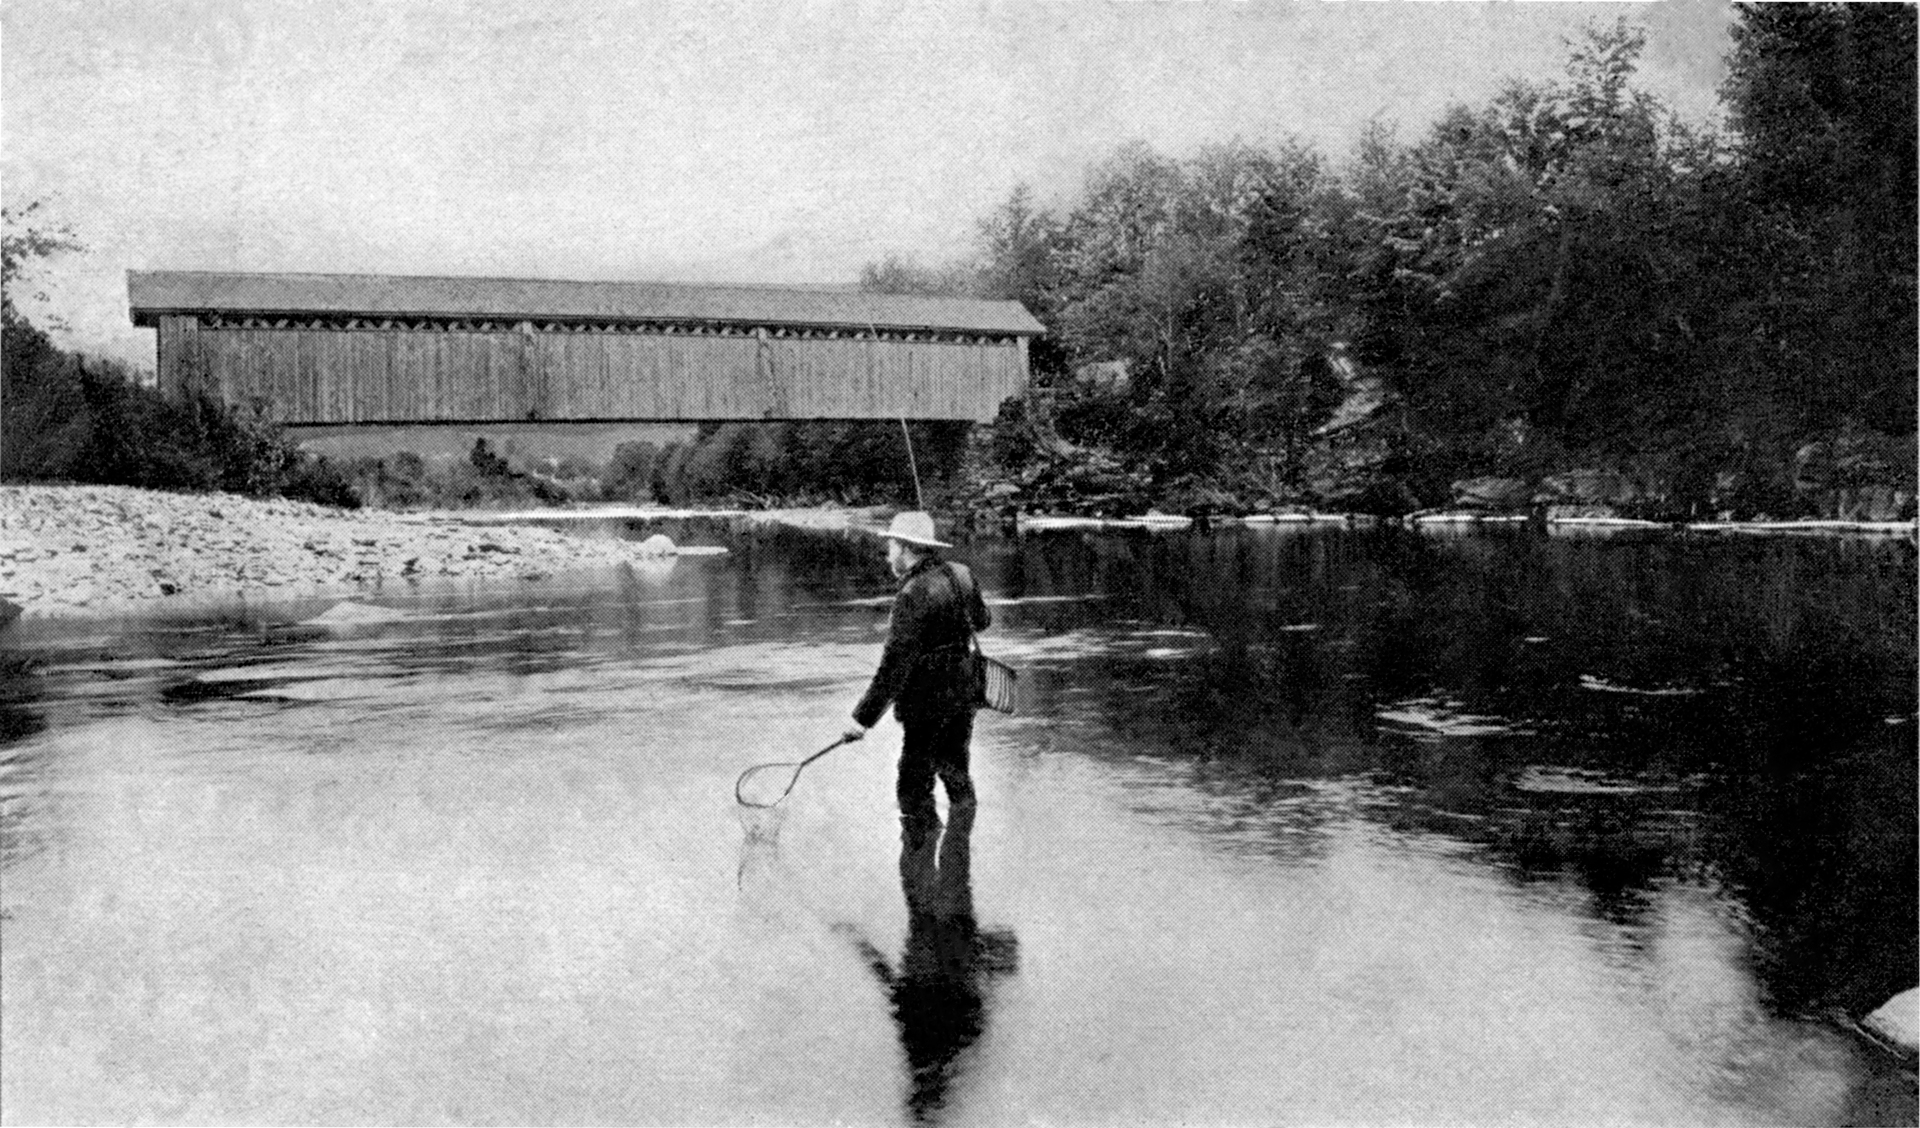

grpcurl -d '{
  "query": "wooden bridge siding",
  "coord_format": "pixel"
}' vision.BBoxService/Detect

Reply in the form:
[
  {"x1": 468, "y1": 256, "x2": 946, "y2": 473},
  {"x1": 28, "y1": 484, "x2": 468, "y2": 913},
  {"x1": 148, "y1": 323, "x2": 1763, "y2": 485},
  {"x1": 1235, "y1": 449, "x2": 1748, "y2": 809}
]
[
  {"x1": 155, "y1": 316, "x2": 183, "y2": 397},
  {"x1": 188, "y1": 328, "x2": 500, "y2": 422},
  {"x1": 762, "y1": 337, "x2": 1021, "y2": 420},
  {"x1": 536, "y1": 333, "x2": 765, "y2": 419},
  {"x1": 171, "y1": 325, "x2": 1025, "y2": 422},
  {"x1": 533, "y1": 334, "x2": 1009, "y2": 420}
]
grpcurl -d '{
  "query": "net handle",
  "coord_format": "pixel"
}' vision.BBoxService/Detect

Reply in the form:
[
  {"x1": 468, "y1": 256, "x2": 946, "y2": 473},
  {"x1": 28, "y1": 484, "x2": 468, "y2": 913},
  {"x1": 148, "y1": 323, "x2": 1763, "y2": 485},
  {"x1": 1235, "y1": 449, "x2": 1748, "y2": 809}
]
[{"x1": 734, "y1": 734, "x2": 854, "y2": 808}]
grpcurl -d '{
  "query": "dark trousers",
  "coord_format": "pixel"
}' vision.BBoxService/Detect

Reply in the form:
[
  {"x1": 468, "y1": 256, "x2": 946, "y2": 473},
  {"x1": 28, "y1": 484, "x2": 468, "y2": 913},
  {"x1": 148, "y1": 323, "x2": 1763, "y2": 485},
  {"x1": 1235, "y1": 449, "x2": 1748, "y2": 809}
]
[{"x1": 897, "y1": 710, "x2": 975, "y2": 823}]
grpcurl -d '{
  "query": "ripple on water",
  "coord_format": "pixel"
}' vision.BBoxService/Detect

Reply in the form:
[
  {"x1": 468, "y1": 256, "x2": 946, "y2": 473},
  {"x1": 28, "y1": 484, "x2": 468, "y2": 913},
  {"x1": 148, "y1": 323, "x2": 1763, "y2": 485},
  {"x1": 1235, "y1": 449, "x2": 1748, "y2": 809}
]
[
  {"x1": 0, "y1": 527, "x2": 1908, "y2": 1127},
  {"x1": 1375, "y1": 695, "x2": 1535, "y2": 740},
  {"x1": 988, "y1": 625, "x2": 1213, "y2": 667},
  {"x1": 1579, "y1": 674, "x2": 1704, "y2": 697},
  {"x1": 1512, "y1": 766, "x2": 1686, "y2": 796}
]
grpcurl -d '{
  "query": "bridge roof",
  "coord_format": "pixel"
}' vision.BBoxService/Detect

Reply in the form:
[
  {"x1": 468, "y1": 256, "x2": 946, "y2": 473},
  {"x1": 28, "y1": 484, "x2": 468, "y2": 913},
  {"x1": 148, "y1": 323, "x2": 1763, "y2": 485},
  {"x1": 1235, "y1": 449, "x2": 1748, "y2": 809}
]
[{"x1": 128, "y1": 270, "x2": 1046, "y2": 335}]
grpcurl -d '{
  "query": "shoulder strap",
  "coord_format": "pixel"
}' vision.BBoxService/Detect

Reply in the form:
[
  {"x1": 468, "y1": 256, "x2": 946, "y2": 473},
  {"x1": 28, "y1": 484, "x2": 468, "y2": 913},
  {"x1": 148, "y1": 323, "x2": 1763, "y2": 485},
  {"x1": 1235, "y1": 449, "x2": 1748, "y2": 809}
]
[
  {"x1": 943, "y1": 562, "x2": 982, "y2": 652},
  {"x1": 948, "y1": 563, "x2": 985, "y2": 609}
]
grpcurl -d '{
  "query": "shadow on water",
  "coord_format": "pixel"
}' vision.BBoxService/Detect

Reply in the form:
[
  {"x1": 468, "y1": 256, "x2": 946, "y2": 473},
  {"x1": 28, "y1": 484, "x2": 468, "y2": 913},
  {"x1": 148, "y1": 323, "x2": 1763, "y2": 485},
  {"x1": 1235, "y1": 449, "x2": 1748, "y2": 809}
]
[
  {"x1": 0, "y1": 655, "x2": 51, "y2": 872},
  {"x1": 839, "y1": 802, "x2": 1019, "y2": 1125}
]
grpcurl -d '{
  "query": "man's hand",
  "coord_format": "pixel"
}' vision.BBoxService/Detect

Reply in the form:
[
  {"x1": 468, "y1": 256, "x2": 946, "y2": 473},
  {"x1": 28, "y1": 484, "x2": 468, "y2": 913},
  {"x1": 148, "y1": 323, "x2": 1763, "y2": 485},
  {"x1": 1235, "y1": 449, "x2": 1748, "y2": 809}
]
[{"x1": 841, "y1": 724, "x2": 868, "y2": 744}]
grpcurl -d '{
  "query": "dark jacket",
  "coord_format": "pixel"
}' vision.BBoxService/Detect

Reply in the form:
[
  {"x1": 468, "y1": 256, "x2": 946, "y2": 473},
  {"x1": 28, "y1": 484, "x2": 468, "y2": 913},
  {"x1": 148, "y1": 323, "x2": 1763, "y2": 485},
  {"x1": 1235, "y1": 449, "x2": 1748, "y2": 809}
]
[{"x1": 854, "y1": 557, "x2": 992, "y2": 729}]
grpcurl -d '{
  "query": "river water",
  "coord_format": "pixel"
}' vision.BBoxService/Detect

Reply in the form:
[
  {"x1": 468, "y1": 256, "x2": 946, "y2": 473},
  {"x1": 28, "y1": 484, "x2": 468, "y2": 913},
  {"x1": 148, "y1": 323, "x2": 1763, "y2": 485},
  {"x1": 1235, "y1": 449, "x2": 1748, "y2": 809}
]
[{"x1": 2, "y1": 521, "x2": 1914, "y2": 1126}]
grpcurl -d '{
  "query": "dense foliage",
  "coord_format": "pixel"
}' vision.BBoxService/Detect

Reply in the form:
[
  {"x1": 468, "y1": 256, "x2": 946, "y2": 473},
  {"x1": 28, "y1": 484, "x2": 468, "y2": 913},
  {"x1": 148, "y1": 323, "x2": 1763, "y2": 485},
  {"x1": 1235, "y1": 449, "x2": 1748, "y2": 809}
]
[
  {"x1": 881, "y1": 10, "x2": 1917, "y2": 520},
  {"x1": 3, "y1": 9, "x2": 1910, "y2": 521},
  {"x1": 336, "y1": 422, "x2": 966, "y2": 511},
  {"x1": 2, "y1": 208, "x2": 358, "y2": 507},
  {"x1": 598, "y1": 421, "x2": 969, "y2": 508}
]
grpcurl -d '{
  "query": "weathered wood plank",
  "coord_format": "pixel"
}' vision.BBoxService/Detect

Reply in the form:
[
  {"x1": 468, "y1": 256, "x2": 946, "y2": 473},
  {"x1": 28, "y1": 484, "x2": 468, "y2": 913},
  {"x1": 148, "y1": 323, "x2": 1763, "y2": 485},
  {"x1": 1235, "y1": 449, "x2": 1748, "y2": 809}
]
[{"x1": 157, "y1": 323, "x2": 1024, "y2": 422}]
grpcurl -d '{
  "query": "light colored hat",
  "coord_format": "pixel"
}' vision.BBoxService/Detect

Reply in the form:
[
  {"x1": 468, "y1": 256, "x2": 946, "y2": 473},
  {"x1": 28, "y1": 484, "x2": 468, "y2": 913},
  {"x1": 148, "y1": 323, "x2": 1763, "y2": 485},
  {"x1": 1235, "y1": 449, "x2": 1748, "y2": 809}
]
[{"x1": 876, "y1": 510, "x2": 952, "y2": 549}]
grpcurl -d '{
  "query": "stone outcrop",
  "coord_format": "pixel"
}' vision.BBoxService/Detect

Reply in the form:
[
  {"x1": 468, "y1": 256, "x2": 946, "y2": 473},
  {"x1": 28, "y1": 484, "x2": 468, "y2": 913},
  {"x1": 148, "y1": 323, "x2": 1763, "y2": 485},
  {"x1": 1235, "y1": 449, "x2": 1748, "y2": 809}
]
[
  {"x1": 1532, "y1": 469, "x2": 1644, "y2": 518},
  {"x1": 1449, "y1": 477, "x2": 1534, "y2": 511},
  {"x1": 1794, "y1": 426, "x2": 1917, "y2": 521}
]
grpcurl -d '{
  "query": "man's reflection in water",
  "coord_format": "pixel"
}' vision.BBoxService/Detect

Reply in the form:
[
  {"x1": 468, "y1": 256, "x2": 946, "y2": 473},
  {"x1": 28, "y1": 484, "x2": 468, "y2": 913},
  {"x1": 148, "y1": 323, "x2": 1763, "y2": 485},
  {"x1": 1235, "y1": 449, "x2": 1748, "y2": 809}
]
[{"x1": 848, "y1": 801, "x2": 1019, "y2": 1124}]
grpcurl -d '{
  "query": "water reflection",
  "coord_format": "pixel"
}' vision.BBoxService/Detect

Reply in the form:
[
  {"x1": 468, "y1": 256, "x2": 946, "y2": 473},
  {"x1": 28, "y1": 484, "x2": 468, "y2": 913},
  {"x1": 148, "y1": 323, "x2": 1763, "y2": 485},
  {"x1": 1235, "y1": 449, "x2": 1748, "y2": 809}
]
[
  {"x1": 990, "y1": 525, "x2": 1916, "y2": 1036},
  {"x1": 844, "y1": 802, "x2": 1019, "y2": 1124},
  {"x1": 0, "y1": 523, "x2": 1912, "y2": 1124},
  {"x1": 0, "y1": 656, "x2": 51, "y2": 872}
]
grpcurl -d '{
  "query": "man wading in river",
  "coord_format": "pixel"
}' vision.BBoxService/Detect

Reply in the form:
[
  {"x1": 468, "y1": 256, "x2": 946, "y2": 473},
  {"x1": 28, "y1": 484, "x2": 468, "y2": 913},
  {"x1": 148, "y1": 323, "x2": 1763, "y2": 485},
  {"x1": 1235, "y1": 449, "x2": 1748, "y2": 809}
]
[{"x1": 843, "y1": 511, "x2": 992, "y2": 825}]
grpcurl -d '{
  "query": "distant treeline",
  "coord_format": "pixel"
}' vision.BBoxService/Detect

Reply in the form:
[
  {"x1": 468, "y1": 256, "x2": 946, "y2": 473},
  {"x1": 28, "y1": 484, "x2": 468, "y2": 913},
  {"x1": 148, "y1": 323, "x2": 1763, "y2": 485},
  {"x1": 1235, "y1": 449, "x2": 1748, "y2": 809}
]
[
  {"x1": 863, "y1": 9, "x2": 1916, "y2": 520},
  {"x1": 4, "y1": 9, "x2": 1913, "y2": 521},
  {"x1": 343, "y1": 422, "x2": 968, "y2": 511},
  {"x1": 595, "y1": 421, "x2": 969, "y2": 508}
]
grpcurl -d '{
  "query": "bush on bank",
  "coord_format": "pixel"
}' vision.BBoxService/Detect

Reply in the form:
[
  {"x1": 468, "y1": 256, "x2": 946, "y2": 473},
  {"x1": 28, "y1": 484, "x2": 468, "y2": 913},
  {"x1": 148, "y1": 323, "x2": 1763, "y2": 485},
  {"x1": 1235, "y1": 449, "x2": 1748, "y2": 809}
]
[
  {"x1": 332, "y1": 421, "x2": 968, "y2": 513},
  {"x1": 344, "y1": 439, "x2": 581, "y2": 509},
  {"x1": 597, "y1": 421, "x2": 969, "y2": 509},
  {"x1": 0, "y1": 314, "x2": 359, "y2": 507}
]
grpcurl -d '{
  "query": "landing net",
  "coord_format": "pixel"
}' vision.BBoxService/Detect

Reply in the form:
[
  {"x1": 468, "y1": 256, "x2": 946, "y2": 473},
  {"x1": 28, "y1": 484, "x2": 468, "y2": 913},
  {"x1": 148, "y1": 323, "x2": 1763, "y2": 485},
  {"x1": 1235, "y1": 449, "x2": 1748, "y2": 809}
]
[
  {"x1": 733, "y1": 736, "x2": 851, "y2": 809},
  {"x1": 733, "y1": 736, "x2": 851, "y2": 885}
]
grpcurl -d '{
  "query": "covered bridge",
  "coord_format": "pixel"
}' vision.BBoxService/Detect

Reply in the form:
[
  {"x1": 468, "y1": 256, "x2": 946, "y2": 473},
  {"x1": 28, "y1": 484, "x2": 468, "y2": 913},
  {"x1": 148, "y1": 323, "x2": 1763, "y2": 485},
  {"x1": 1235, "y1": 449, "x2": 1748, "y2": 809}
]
[{"x1": 127, "y1": 270, "x2": 1044, "y2": 424}]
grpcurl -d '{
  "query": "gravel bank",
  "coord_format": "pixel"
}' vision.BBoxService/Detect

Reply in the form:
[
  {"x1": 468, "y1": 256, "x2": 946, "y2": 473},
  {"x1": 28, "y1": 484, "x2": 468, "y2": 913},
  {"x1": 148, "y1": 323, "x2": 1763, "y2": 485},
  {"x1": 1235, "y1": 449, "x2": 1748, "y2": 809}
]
[{"x1": 0, "y1": 485, "x2": 721, "y2": 622}]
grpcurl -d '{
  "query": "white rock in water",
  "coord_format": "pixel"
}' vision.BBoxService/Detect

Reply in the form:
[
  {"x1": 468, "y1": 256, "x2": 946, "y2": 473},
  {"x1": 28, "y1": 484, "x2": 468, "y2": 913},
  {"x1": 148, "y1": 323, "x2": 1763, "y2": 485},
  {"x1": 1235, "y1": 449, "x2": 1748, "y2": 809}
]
[
  {"x1": 636, "y1": 533, "x2": 677, "y2": 557},
  {"x1": 1864, "y1": 987, "x2": 1920, "y2": 1053},
  {"x1": 303, "y1": 601, "x2": 412, "y2": 626}
]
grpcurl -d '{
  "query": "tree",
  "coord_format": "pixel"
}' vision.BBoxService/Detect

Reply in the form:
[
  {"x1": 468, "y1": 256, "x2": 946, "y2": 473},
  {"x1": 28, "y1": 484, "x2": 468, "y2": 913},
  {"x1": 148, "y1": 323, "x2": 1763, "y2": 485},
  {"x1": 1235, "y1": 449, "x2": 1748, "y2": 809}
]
[
  {"x1": 858, "y1": 254, "x2": 976, "y2": 297},
  {"x1": 2, "y1": 202, "x2": 89, "y2": 478},
  {"x1": 1340, "y1": 21, "x2": 1733, "y2": 502},
  {"x1": 1721, "y1": 2, "x2": 1918, "y2": 436},
  {"x1": 1048, "y1": 141, "x2": 1305, "y2": 481},
  {"x1": 2, "y1": 201, "x2": 83, "y2": 331},
  {"x1": 974, "y1": 184, "x2": 1071, "y2": 387},
  {"x1": 975, "y1": 184, "x2": 1063, "y2": 312},
  {"x1": 875, "y1": 13, "x2": 1914, "y2": 517}
]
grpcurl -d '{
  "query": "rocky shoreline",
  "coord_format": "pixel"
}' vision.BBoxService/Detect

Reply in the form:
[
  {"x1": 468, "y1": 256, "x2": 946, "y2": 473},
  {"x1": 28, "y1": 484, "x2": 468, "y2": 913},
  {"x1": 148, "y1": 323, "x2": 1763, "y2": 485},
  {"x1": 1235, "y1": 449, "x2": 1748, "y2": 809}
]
[
  {"x1": 0, "y1": 485, "x2": 779, "y2": 624},
  {"x1": 4, "y1": 484, "x2": 1912, "y2": 626}
]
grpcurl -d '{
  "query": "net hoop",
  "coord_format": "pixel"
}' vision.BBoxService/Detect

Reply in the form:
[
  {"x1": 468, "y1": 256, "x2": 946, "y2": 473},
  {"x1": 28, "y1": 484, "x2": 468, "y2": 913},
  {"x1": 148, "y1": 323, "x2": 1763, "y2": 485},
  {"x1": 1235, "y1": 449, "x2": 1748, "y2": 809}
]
[{"x1": 734, "y1": 735, "x2": 853, "y2": 809}]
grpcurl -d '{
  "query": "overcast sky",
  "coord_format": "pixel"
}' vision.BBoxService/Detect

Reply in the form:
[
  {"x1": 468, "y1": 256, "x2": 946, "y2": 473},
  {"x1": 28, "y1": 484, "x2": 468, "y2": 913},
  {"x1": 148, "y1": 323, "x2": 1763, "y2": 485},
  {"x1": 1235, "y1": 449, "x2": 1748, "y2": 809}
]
[{"x1": 4, "y1": 0, "x2": 1737, "y2": 368}]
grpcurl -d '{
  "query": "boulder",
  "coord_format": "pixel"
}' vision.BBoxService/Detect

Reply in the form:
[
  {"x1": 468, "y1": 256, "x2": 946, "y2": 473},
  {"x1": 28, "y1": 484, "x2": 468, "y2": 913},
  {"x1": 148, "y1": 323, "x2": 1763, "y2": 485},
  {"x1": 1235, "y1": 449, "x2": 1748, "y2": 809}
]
[
  {"x1": 1834, "y1": 485, "x2": 1914, "y2": 522},
  {"x1": 1314, "y1": 373, "x2": 1389, "y2": 437},
  {"x1": 1450, "y1": 477, "x2": 1532, "y2": 511},
  {"x1": 1536, "y1": 468, "x2": 1638, "y2": 508},
  {"x1": 303, "y1": 601, "x2": 411, "y2": 626},
  {"x1": 1863, "y1": 987, "x2": 1919, "y2": 1056}
]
